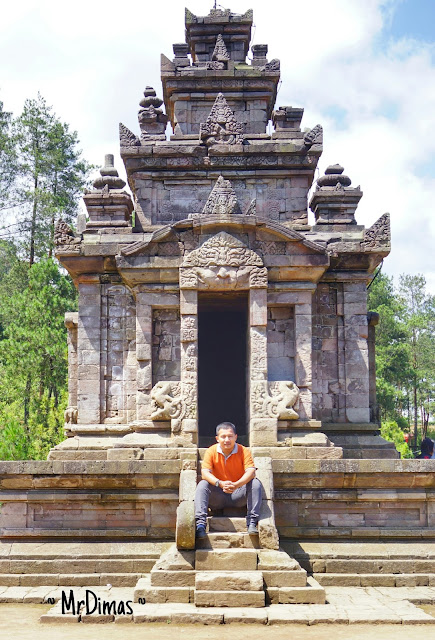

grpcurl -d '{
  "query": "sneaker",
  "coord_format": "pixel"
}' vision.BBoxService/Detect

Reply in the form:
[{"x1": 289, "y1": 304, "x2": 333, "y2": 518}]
[
  {"x1": 247, "y1": 522, "x2": 259, "y2": 535},
  {"x1": 196, "y1": 526, "x2": 207, "y2": 539}
]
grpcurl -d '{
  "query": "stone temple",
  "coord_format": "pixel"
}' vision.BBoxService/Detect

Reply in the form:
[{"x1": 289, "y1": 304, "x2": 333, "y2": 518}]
[
  {"x1": 1, "y1": 8, "x2": 434, "y2": 620},
  {"x1": 56, "y1": 7, "x2": 392, "y2": 456}
]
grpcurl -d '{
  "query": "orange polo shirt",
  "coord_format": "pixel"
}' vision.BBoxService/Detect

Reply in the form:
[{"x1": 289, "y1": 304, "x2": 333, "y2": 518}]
[{"x1": 202, "y1": 443, "x2": 255, "y2": 483}]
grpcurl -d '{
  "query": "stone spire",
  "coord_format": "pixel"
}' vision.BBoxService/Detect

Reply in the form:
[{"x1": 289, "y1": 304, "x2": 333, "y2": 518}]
[
  {"x1": 138, "y1": 87, "x2": 168, "y2": 139},
  {"x1": 84, "y1": 155, "x2": 133, "y2": 230},
  {"x1": 93, "y1": 154, "x2": 126, "y2": 191},
  {"x1": 309, "y1": 164, "x2": 362, "y2": 225},
  {"x1": 212, "y1": 34, "x2": 230, "y2": 62}
]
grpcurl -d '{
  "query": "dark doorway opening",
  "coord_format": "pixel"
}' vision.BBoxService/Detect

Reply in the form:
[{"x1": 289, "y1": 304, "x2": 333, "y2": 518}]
[{"x1": 198, "y1": 293, "x2": 248, "y2": 448}]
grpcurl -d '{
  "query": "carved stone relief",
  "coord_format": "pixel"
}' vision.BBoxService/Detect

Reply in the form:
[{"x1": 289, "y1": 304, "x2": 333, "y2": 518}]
[
  {"x1": 202, "y1": 175, "x2": 238, "y2": 215},
  {"x1": 362, "y1": 213, "x2": 391, "y2": 251},
  {"x1": 199, "y1": 93, "x2": 244, "y2": 146},
  {"x1": 251, "y1": 380, "x2": 300, "y2": 419},
  {"x1": 54, "y1": 220, "x2": 81, "y2": 249},
  {"x1": 183, "y1": 232, "x2": 263, "y2": 268},
  {"x1": 150, "y1": 381, "x2": 183, "y2": 420}
]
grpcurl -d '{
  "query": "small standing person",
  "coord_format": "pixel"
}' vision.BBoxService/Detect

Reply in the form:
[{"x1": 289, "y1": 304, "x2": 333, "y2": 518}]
[{"x1": 195, "y1": 421, "x2": 262, "y2": 539}]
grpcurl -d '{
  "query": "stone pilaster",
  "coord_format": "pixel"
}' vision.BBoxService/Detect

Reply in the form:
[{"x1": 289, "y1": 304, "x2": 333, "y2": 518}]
[
  {"x1": 64, "y1": 312, "x2": 78, "y2": 418},
  {"x1": 368, "y1": 311, "x2": 380, "y2": 425},
  {"x1": 249, "y1": 288, "x2": 276, "y2": 446},
  {"x1": 342, "y1": 279, "x2": 370, "y2": 423},
  {"x1": 77, "y1": 276, "x2": 101, "y2": 424},
  {"x1": 179, "y1": 289, "x2": 198, "y2": 442}
]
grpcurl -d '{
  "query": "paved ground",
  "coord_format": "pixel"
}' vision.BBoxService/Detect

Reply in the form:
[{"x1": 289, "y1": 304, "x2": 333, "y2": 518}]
[
  {"x1": 1, "y1": 603, "x2": 435, "y2": 640},
  {"x1": 1, "y1": 584, "x2": 435, "y2": 626}
]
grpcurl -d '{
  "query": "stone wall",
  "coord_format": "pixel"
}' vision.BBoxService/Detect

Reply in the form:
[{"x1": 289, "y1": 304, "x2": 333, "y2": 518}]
[
  {"x1": 273, "y1": 458, "x2": 435, "y2": 539},
  {"x1": 1, "y1": 460, "x2": 434, "y2": 540},
  {"x1": 101, "y1": 284, "x2": 136, "y2": 424},
  {"x1": 133, "y1": 174, "x2": 311, "y2": 227},
  {"x1": 152, "y1": 308, "x2": 181, "y2": 385},
  {"x1": 312, "y1": 280, "x2": 370, "y2": 423},
  {"x1": 267, "y1": 306, "x2": 295, "y2": 382}
]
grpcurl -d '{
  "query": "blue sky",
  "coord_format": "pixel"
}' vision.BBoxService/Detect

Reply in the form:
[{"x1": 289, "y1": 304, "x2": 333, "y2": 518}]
[
  {"x1": 388, "y1": 0, "x2": 435, "y2": 43},
  {"x1": 0, "y1": 0, "x2": 435, "y2": 293}
]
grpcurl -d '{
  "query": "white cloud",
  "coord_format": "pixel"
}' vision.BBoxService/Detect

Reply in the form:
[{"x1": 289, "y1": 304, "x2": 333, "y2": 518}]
[{"x1": 1, "y1": 0, "x2": 434, "y2": 292}]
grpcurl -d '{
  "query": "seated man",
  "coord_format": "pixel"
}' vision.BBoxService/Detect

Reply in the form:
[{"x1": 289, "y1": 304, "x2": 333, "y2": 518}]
[{"x1": 195, "y1": 421, "x2": 262, "y2": 539}]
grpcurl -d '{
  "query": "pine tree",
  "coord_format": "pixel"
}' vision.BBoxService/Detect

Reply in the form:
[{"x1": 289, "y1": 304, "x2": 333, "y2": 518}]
[{"x1": 12, "y1": 94, "x2": 92, "y2": 264}]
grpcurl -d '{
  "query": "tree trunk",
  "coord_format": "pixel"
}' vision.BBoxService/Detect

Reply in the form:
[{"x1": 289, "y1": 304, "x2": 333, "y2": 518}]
[
  {"x1": 23, "y1": 373, "x2": 32, "y2": 446},
  {"x1": 29, "y1": 174, "x2": 38, "y2": 266}
]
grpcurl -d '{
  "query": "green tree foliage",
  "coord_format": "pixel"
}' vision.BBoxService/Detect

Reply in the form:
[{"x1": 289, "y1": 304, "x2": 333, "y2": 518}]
[
  {"x1": 0, "y1": 258, "x2": 77, "y2": 459},
  {"x1": 398, "y1": 274, "x2": 435, "y2": 445},
  {"x1": 12, "y1": 94, "x2": 92, "y2": 264},
  {"x1": 0, "y1": 94, "x2": 92, "y2": 460},
  {"x1": 369, "y1": 271, "x2": 435, "y2": 448},
  {"x1": 368, "y1": 272, "x2": 411, "y2": 420},
  {"x1": 0, "y1": 99, "x2": 17, "y2": 212}
]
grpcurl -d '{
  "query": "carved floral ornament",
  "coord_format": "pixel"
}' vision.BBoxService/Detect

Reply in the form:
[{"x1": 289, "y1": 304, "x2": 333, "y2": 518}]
[{"x1": 183, "y1": 232, "x2": 263, "y2": 267}]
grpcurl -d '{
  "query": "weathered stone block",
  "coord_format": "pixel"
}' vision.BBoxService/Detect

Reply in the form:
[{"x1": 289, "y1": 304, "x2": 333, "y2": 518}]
[
  {"x1": 195, "y1": 549, "x2": 258, "y2": 571},
  {"x1": 175, "y1": 501, "x2": 195, "y2": 550}
]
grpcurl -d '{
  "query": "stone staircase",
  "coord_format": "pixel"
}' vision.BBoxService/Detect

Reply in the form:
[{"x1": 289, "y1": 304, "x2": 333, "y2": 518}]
[
  {"x1": 284, "y1": 540, "x2": 435, "y2": 588},
  {"x1": 135, "y1": 517, "x2": 325, "y2": 607},
  {"x1": 0, "y1": 541, "x2": 161, "y2": 588}
]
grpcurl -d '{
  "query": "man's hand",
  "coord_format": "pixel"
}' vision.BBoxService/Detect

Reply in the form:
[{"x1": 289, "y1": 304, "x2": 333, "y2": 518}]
[{"x1": 220, "y1": 480, "x2": 235, "y2": 494}]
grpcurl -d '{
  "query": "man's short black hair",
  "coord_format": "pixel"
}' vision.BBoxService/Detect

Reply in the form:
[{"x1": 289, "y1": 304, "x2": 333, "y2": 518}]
[{"x1": 216, "y1": 422, "x2": 237, "y2": 436}]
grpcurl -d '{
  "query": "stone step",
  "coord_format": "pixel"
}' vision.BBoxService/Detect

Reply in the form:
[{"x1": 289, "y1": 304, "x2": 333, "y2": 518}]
[
  {"x1": 267, "y1": 577, "x2": 326, "y2": 604},
  {"x1": 318, "y1": 559, "x2": 435, "y2": 573},
  {"x1": 194, "y1": 589, "x2": 265, "y2": 607},
  {"x1": 263, "y1": 569, "x2": 307, "y2": 588},
  {"x1": 195, "y1": 549, "x2": 258, "y2": 572},
  {"x1": 0, "y1": 558, "x2": 155, "y2": 574},
  {"x1": 257, "y1": 548, "x2": 302, "y2": 571},
  {"x1": 315, "y1": 573, "x2": 435, "y2": 587},
  {"x1": 150, "y1": 569, "x2": 195, "y2": 587},
  {"x1": 208, "y1": 517, "x2": 247, "y2": 533},
  {"x1": 195, "y1": 571, "x2": 263, "y2": 592},
  {"x1": 0, "y1": 541, "x2": 162, "y2": 562},
  {"x1": 0, "y1": 572, "x2": 145, "y2": 587},
  {"x1": 135, "y1": 577, "x2": 192, "y2": 604},
  {"x1": 196, "y1": 532, "x2": 260, "y2": 550}
]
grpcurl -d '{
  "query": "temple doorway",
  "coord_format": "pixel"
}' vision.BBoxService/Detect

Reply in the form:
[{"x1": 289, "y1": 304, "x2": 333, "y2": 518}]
[{"x1": 197, "y1": 292, "x2": 248, "y2": 447}]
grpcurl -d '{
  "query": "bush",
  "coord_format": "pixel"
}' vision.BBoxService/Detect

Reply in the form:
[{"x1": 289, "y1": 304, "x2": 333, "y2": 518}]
[{"x1": 381, "y1": 420, "x2": 413, "y2": 458}]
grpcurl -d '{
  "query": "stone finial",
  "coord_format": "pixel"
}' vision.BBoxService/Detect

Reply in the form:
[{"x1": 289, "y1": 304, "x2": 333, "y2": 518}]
[
  {"x1": 172, "y1": 42, "x2": 190, "y2": 67},
  {"x1": 202, "y1": 176, "x2": 238, "y2": 215},
  {"x1": 138, "y1": 87, "x2": 168, "y2": 138},
  {"x1": 199, "y1": 93, "x2": 244, "y2": 146},
  {"x1": 251, "y1": 44, "x2": 268, "y2": 67},
  {"x1": 93, "y1": 155, "x2": 126, "y2": 190},
  {"x1": 273, "y1": 106, "x2": 304, "y2": 131},
  {"x1": 317, "y1": 164, "x2": 351, "y2": 188},
  {"x1": 208, "y1": 7, "x2": 231, "y2": 19},
  {"x1": 139, "y1": 86, "x2": 163, "y2": 109},
  {"x1": 212, "y1": 34, "x2": 230, "y2": 62},
  {"x1": 309, "y1": 164, "x2": 362, "y2": 225}
]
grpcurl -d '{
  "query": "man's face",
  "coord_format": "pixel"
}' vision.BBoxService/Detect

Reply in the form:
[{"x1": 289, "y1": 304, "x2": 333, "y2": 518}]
[{"x1": 216, "y1": 428, "x2": 237, "y2": 454}]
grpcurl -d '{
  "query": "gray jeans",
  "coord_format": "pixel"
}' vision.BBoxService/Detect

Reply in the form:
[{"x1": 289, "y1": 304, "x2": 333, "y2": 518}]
[{"x1": 194, "y1": 478, "x2": 262, "y2": 529}]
